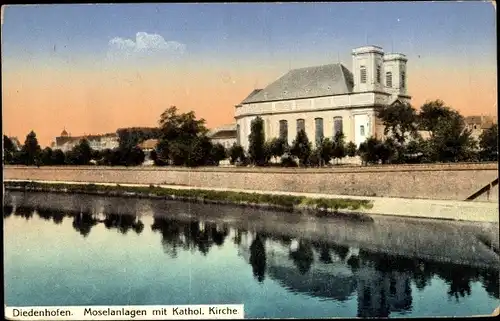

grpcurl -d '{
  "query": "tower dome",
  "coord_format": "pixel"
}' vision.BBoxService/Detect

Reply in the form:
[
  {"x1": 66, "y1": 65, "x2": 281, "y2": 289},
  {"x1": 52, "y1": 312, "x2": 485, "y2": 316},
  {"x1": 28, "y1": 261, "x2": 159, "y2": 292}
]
[{"x1": 61, "y1": 129, "x2": 69, "y2": 137}]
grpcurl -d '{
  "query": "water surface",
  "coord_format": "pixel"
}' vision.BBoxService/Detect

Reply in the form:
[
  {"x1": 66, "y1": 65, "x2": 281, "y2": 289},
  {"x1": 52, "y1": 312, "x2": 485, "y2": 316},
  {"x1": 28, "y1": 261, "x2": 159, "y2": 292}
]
[{"x1": 3, "y1": 191, "x2": 499, "y2": 318}]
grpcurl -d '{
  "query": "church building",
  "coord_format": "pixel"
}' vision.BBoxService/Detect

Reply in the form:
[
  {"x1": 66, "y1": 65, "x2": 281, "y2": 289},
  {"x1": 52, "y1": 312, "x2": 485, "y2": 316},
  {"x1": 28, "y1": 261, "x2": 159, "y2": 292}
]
[{"x1": 234, "y1": 45, "x2": 411, "y2": 151}]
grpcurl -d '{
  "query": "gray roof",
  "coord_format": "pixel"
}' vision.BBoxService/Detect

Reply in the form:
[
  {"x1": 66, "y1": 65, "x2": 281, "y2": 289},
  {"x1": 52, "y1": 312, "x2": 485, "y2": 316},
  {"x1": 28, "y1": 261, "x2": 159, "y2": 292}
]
[
  {"x1": 241, "y1": 63, "x2": 354, "y2": 104},
  {"x1": 208, "y1": 124, "x2": 237, "y2": 137}
]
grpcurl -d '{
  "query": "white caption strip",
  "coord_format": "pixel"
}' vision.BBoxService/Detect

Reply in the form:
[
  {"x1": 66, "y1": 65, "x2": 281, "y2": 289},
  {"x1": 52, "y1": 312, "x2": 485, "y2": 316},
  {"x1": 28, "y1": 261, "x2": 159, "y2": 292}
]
[{"x1": 5, "y1": 305, "x2": 244, "y2": 320}]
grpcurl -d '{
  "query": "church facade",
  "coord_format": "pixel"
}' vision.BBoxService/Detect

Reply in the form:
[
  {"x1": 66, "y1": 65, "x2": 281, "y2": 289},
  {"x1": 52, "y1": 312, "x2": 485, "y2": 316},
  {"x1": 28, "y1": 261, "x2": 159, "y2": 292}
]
[{"x1": 234, "y1": 45, "x2": 411, "y2": 151}]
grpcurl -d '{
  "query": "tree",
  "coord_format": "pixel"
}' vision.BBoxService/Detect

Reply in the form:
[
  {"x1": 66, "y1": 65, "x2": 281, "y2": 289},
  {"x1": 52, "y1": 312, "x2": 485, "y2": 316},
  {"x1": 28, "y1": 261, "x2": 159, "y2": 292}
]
[
  {"x1": 228, "y1": 144, "x2": 246, "y2": 165},
  {"x1": 184, "y1": 135, "x2": 213, "y2": 167},
  {"x1": 426, "y1": 112, "x2": 477, "y2": 162},
  {"x1": 157, "y1": 106, "x2": 210, "y2": 166},
  {"x1": 332, "y1": 132, "x2": 346, "y2": 164},
  {"x1": 358, "y1": 137, "x2": 393, "y2": 165},
  {"x1": 116, "y1": 127, "x2": 162, "y2": 150},
  {"x1": 248, "y1": 117, "x2": 267, "y2": 166},
  {"x1": 290, "y1": 129, "x2": 312, "y2": 167},
  {"x1": 318, "y1": 138, "x2": 334, "y2": 166},
  {"x1": 308, "y1": 149, "x2": 321, "y2": 167},
  {"x1": 267, "y1": 138, "x2": 288, "y2": 163},
  {"x1": 67, "y1": 139, "x2": 93, "y2": 165},
  {"x1": 479, "y1": 124, "x2": 498, "y2": 161},
  {"x1": 122, "y1": 147, "x2": 146, "y2": 166},
  {"x1": 376, "y1": 102, "x2": 418, "y2": 145},
  {"x1": 40, "y1": 147, "x2": 54, "y2": 166},
  {"x1": 3, "y1": 135, "x2": 16, "y2": 164},
  {"x1": 210, "y1": 143, "x2": 227, "y2": 166},
  {"x1": 418, "y1": 100, "x2": 457, "y2": 137},
  {"x1": 20, "y1": 131, "x2": 42, "y2": 166},
  {"x1": 51, "y1": 149, "x2": 66, "y2": 165},
  {"x1": 155, "y1": 139, "x2": 170, "y2": 165},
  {"x1": 346, "y1": 141, "x2": 357, "y2": 158},
  {"x1": 378, "y1": 138, "x2": 397, "y2": 164}
]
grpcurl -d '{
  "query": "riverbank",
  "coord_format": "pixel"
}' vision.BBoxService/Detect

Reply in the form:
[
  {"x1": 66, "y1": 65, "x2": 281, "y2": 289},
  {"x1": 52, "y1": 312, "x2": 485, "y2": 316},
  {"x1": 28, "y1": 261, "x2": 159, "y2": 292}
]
[
  {"x1": 4, "y1": 163, "x2": 498, "y2": 201},
  {"x1": 4, "y1": 179, "x2": 499, "y2": 223},
  {"x1": 3, "y1": 180, "x2": 374, "y2": 221}
]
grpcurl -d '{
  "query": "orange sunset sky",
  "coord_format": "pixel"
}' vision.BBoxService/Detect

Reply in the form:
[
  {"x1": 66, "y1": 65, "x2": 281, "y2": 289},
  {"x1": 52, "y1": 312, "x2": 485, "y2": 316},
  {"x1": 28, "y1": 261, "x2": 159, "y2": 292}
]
[{"x1": 2, "y1": 3, "x2": 497, "y2": 147}]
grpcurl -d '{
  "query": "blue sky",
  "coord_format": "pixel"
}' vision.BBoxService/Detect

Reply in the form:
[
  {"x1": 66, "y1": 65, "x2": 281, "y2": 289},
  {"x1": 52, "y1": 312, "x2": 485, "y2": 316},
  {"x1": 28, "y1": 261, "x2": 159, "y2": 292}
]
[{"x1": 2, "y1": 2, "x2": 496, "y2": 64}]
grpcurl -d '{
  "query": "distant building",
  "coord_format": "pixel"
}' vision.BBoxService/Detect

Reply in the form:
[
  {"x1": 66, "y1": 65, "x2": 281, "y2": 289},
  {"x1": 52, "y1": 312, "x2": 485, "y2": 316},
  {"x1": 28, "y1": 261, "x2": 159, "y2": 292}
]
[
  {"x1": 54, "y1": 129, "x2": 119, "y2": 152},
  {"x1": 208, "y1": 124, "x2": 237, "y2": 149},
  {"x1": 235, "y1": 45, "x2": 411, "y2": 151},
  {"x1": 137, "y1": 138, "x2": 158, "y2": 152},
  {"x1": 137, "y1": 138, "x2": 158, "y2": 165},
  {"x1": 464, "y1": 115, "x2": 496, "y2": 140}
]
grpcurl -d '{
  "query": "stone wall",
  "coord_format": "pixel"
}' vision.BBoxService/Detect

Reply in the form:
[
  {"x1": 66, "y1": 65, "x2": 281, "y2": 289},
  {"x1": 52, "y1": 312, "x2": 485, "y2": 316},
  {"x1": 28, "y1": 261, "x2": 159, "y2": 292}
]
[{"x1": 4, "y1": 163, "x2": 498, "y2": 201}]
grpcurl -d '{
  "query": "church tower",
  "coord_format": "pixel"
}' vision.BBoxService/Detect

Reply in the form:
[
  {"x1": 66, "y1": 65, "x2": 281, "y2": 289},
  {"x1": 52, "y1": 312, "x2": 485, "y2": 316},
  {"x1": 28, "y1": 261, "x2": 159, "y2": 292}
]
[
  {"x1": 383, "y1": 53, "x2": 408, "y2": 100},
  {"x1": 352, "y1": 46, "x2": 385, "y2": 93}
]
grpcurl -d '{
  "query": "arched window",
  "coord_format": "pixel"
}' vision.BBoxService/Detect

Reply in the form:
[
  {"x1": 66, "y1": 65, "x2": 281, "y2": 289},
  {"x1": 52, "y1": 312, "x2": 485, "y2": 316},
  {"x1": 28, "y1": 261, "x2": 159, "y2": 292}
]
[
  {"x1": 386, "y1": 71, "x2": 392, "y2": 87},
  {"x1": 315, "y1": 118, "x2": 324, "y2": 144},
  {"x1": 279, "y1": 120, "x2": 288, "y2": 141},
  {"x1": 236, "y1": 124, "x2": 241, "y2": 145},
  {"x1": 296, "y1": 119, "x2": 305, "y2": 134},
  {"x1": 360, "y1": 125, "x2": 365, "y2": 136},
  {"x1": 333, "y1": 117, "x2": 343, "y2": 137},
  {"x1": 401, "y1": 71, "x2": 406, "y2": 89},
  {"x1": 360, "y1": 66, "x2": 367, "y2": 84},
  {"x1": 376, "y1": 65, "x2": 381, "y2": 83}
]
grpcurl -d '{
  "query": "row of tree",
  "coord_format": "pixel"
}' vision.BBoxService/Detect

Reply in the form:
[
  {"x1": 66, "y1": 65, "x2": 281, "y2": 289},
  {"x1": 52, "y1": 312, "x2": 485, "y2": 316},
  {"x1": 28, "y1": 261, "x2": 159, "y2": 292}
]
[
  {"x1": 221, "y1": 100, "x2": 497, "y2": 167},
  {"x1": 3, "y1": 132, "x2": 146, "y2": 166},
  {"x1": 371, "y1": 100, "x2": 498, "y2": 164},
  {"x1": 3, "y1": 100, "x2": 497, "y2": 167}
]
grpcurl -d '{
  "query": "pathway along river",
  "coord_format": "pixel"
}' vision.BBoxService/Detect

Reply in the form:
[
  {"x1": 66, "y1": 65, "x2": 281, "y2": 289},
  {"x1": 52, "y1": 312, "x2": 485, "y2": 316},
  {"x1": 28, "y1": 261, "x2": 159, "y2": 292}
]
[{"x1": 3, "y1": 190, "x2": 499, "y2": 318}]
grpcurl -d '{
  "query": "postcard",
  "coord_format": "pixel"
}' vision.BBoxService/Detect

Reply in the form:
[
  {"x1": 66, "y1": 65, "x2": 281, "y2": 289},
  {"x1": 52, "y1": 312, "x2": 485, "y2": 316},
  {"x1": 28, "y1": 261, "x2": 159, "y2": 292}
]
[{"x1": 2, "y1": 2, "x2": 499, "y2": 320}]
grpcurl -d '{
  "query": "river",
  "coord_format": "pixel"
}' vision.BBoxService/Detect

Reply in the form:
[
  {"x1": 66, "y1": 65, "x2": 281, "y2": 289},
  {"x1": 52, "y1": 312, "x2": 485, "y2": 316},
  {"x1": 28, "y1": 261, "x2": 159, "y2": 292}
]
[{"x1": 3, "y1": 190, "x2": 499, "y2": 318}]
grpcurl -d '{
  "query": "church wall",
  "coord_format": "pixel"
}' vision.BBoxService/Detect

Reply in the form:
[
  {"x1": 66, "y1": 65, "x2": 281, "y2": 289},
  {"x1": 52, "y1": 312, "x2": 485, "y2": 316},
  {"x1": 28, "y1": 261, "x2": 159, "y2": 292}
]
[{"x1": 235, "y1": 92, "x2": 393, "y2": 150}]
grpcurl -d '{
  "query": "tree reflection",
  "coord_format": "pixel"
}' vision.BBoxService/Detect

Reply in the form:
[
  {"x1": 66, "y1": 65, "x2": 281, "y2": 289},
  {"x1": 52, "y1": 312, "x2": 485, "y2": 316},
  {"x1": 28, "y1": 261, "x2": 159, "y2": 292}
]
[
  {"x1": 51, "y1": 210, "x2": 66, "y2": 224},
  {"x1": 212, "y1": 224, "x2": 229, "y2": 247},
  {"x1": 249, "y1": 233, "x2": 267, "y2": 282},
  {"x1": 72, "y1": 211, "x2": 98, "y2": 237},
  {"x1": 103, "y1": 213, "x2": 144, "y2": 235},
  {"x1": 151, "y1": 217, "x2": 230, "y2": 257},
  {"x1": 480, "y1": 269, "x2": 500, "y2": 299},
  {"x1": 36, "y1": 208, "x2": 54, "y2": 221},
  {"x1": 3, "y1": 205, "x2": 14, "y2": 218},
  {"x1": 330, "y1": 244, "x2": 350, "y2": 261},
  {"x1": 312, "y1": 242, "x2": 332, "y2": 264},
  {"x1": 289, "y1": 240, "x2": 314, "y2": 275},
  {"x1": 15, "y1": 205, "x2": 36, "y2": 220},
  {"x1": 233, "y1": 229, "x2": 245, "y2": 246}
]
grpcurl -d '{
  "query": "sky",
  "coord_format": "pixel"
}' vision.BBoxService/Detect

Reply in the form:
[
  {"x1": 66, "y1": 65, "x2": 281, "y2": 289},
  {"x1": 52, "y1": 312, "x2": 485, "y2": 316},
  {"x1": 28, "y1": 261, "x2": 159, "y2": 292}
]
[{"x1": 2, "y1": 2, "x2": 497, "y2": 147}]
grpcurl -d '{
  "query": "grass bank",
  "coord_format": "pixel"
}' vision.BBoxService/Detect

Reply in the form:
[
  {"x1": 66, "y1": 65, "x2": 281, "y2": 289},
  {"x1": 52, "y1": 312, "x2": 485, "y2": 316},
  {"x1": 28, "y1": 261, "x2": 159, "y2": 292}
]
[{"x1": 4, "y1": 181, "x2": 374, "y2": 221}]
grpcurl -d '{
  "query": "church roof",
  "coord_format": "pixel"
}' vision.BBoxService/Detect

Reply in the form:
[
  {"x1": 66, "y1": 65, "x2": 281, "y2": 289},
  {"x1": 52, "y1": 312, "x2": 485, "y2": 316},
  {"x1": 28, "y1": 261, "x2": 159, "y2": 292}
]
[
  {"x1": 240, "y1": 63, "x2": 354, "y2": 104},
  {"x1": 208, "y1": 124, "x2": 237, "y2": 137}
]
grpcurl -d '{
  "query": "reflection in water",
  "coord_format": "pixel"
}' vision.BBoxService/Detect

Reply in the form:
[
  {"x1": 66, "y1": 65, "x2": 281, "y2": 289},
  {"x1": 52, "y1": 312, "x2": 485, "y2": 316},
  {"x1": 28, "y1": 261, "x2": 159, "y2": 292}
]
[
  {"x1": 72, "y1": 211, "x2": 99, "y2": 237},
  {"x1": 4, "y1": 204, "x2": 14, "y2": 218},
  {"x1": 249, "y1": 234, "x2": 267, "y2": 282},
  {"x1": 103, "y1": 213, "x2": 145, "y2": 235},
  {"x1": 4, "y1": 203, "x2": 145, "y2": 237},
  {"x1": 4, "y1": 192, "x2": 500, "y2": 318},
  {"x1": 289, "y1": 241, "x2": 314, "y2": 275},
  {"x1": 150, "y1": 217, "x2": 230, "y2": 258}
]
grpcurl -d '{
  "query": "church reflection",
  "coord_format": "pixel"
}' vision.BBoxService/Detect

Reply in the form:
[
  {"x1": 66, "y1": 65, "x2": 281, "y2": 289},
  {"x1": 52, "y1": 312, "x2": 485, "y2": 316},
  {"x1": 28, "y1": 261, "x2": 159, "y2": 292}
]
[
  {"x1": 3, "y1": 202, "x2": 499, "y2": 317},
  {"x1": 236, "y1": 232, "x2": 499, "y2": 317}
]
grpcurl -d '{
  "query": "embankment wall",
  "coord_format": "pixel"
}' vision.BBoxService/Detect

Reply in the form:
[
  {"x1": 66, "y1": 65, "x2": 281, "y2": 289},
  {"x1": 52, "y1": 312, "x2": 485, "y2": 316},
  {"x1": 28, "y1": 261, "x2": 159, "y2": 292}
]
[{"x1": 3, "y1": 163, "x2": 498, "y2": 201}]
